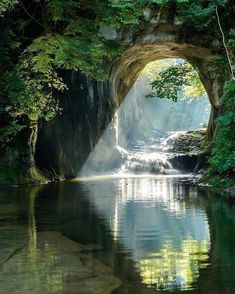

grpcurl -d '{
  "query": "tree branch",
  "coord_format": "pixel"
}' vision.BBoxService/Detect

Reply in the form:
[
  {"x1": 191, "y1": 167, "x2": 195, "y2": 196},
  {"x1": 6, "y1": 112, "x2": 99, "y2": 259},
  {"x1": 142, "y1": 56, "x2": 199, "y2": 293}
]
[
  {"x1": 20, "y1": 0, "x2": 45, "y2": 29},
  {"x1": 215, "y1": 5, "x2": 234, "y2": 80}
]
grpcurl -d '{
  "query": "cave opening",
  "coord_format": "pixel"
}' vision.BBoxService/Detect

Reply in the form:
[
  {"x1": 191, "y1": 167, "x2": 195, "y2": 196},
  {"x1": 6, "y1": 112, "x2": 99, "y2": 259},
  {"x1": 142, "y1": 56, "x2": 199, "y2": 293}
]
[{"x1": 78, "y1": 58, "x2": 210, "y2": 178}]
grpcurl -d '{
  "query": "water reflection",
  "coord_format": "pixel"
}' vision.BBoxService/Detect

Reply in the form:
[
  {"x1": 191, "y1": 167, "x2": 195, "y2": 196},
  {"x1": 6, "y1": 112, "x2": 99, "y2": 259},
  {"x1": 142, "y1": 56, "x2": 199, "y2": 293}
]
[
  {"x1": 0, "y1": 187, "x2": 121, "y2": 294},
  {"x1": 1, "y1": 179, "x2": 235, "y2": 294},
  {"x1": 138, "y1": 238, "x2": 209, "y2": 291},
  {"x1": 80, "y1": 177, "x2": 210, "y2": 291}
]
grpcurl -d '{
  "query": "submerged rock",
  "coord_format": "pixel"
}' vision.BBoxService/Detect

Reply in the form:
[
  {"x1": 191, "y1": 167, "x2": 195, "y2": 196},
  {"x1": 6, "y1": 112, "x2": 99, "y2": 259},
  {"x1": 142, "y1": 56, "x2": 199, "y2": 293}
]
[{"x1": 0, "y1": 231, "x2": 121, "y2": 294}]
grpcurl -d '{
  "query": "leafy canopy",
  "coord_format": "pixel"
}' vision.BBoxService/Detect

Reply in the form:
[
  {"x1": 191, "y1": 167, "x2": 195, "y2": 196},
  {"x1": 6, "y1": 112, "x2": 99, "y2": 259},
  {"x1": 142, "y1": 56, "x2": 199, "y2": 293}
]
[{"x1": 146, "y1": 62, "x2": 205, "y2": 102}]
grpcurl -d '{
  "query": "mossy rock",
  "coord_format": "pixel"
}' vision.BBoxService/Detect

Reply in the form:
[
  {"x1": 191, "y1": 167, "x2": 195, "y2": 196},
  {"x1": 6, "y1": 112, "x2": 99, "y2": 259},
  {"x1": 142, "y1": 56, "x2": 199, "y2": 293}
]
[
  {"x1": 0, "y1": 166, "x2": 49, "y2": 186},
  {"x1": 172, "y1": 129, "x2": 206, "y2": 154}
]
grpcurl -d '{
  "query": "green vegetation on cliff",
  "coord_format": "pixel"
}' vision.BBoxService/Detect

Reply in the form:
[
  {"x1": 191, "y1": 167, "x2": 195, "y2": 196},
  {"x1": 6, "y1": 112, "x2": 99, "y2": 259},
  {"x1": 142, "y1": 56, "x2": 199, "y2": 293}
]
[
  {"x1": 0, "y1": 0, "x2": 234, "y2": 185},
  {"x1": 205, "y1": 80, "x2": 235, "y2": 187}
]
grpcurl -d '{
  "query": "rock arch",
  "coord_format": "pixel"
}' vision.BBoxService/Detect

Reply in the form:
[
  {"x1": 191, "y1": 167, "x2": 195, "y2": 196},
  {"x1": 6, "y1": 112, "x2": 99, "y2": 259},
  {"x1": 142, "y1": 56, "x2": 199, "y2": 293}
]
[{"x1": 110, "y1": 39, "x2": 223, "y2": 141}]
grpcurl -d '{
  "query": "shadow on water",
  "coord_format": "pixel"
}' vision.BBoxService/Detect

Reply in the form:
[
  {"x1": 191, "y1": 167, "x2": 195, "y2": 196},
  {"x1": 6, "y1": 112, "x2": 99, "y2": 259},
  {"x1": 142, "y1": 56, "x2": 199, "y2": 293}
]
[{"x1": 0, "y1": 179, "x2": 235, "y2": 294}]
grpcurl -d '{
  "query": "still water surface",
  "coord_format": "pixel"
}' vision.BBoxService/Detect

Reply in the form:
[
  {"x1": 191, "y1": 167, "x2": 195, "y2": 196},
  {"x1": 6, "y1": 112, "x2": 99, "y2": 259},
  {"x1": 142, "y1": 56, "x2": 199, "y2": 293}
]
[{"x1": 0, "y1": 176, "x2": 235, "y2": 293}]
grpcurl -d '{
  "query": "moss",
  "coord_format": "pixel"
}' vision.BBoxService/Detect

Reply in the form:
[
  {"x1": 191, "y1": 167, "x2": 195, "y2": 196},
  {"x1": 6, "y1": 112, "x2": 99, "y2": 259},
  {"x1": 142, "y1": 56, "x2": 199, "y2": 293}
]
[
  {"x1": 25, "y1": 166, "x2": 49, "y2": 184},
  {"x1": 0, "y1": 165, "x2": 49, "y2": 186}
]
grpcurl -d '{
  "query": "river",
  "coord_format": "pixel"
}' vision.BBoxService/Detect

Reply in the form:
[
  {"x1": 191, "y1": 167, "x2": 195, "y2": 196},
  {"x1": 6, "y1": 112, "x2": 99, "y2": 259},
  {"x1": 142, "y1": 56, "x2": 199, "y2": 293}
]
[{"x1": 0, "y1": 176, "x2": 235, "y2": 293}]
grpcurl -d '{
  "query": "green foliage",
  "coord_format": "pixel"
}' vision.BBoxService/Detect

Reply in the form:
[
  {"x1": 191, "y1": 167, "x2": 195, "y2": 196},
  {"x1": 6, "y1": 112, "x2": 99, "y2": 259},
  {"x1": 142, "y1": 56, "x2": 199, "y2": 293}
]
[
  {"x1": 146, "y1": 63, "x2": 202, "y2": 101},
  {"x1": 205, "y1": 80, "x2": 235, "y2": 187},
  {"x1": 46, "y1": 0, "x2": 80, "y2": 22},
  {"x1": 0, "y1": 121, "x2": 25, "y2": 146},
  {"x1": 177, "y1": 2, "x2": 215, "y2": 30},
  {"x1": 228, "y1": 29, "x2": 235, "y2": 57},
  {"x1": 176, "y1": 0, "x2": 231, "y2": 31},
  {"x1": 0, "y1": 0, "x2": 124, "y2": 145},
  {"x1": 0, "y1": 55, "x2": 65, "y2": 144},
  {"x1": 204, "y1": 29, "x2": 235, "y2": 188},
  {"x1": 0, "y1": 0, "x2": 18, "y2": 16},
  {"x1": 27, "y1": 34, "x2": 122, "y2": 78},
  {"x1": 98, "y1": 1, "x2": 142, "y2": 27},
  {"x1": 0, "y1": 0, "x2": 234, "y2": 185}
]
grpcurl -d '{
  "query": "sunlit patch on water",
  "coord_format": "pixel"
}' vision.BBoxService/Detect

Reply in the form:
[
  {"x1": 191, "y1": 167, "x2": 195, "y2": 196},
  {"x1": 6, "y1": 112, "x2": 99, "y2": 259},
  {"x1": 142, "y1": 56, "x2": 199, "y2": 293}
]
[
  {"x1": 138, "y1": 238, "x2": 210, "y2": 291},
  {"x1": 72, "y1": 173, "x2": 197, "y2": 182}
]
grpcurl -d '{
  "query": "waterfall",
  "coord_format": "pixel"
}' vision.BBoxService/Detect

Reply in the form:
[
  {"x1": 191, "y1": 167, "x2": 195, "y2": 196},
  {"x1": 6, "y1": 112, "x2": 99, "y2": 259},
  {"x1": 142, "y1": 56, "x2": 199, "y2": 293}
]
[
  {"x1": 114, "y1": 111, "x2": 119, "y2": 148},
  {"x1": 113, "y1": 110, "x2": 129, "y2": 158},
  {"x1": 111, "y1": 111, "x2": 178, "y2": 175}
]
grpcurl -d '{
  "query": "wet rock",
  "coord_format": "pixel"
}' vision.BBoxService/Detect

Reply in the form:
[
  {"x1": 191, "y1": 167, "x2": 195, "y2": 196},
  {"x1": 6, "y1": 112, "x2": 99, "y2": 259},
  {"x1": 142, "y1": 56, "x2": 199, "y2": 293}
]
[
  {"x1": 0, "y1": 225, "x2": 27, "y2": 265},
  {"x1": 169, "y1": 154, "x2": 198, "y2": 172},
  {"x1": 171, "y1": 129, "x2": 206, "y2": 155},
  {"x1": 99, "y1": 25, "x2": 117, "y2": 40}
]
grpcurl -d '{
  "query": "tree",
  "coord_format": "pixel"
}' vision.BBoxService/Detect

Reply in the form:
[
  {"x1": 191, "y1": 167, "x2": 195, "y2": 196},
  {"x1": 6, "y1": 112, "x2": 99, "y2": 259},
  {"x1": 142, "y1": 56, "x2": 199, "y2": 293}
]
[{"x1": 145, "y1": 62, "x2": 205, "y2": 102}]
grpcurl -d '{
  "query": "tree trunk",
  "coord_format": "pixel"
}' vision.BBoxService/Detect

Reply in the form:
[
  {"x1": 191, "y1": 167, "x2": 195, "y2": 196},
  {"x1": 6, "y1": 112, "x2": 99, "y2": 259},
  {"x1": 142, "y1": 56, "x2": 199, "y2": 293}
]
[
  {"x1": 27, "y1": 120, "x2": 38, "y2": 169},
  {"x1": 206, "y1": 106, "x2": 219, "y2": 141}
]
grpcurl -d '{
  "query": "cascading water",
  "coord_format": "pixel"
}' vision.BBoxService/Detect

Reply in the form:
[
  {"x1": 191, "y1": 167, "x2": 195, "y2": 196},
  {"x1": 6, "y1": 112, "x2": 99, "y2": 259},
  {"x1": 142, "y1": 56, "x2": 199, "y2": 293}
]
[
  {"x1": 113, "y1": 110, "x2": 179, "y2": 175},
  {"x1": 114, "y1": 111, "x2": 119, "y2": 149},
  {"x1": 113, "y1": 111, "x2": 130, "y2": 158}
]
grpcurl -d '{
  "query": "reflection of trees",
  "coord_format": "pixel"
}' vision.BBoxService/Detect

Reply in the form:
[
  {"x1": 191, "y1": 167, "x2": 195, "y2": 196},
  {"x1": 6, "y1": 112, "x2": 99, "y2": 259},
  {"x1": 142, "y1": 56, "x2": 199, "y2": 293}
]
[
  {"x1": 138, "y1": 237, "x2": 210, "y2": 291},
  {"x1": 195, "y1": 189, "x2": 235, "y2": 294},
  {"x1": 77, "y1": 178, "x2": 211, "y2": 293},
  {"x1": 21, "y1": 187, "x2": 64, "y2": 292},
  {"x1": 28, "y1": 187, "x2": 38, "y2": 261}
]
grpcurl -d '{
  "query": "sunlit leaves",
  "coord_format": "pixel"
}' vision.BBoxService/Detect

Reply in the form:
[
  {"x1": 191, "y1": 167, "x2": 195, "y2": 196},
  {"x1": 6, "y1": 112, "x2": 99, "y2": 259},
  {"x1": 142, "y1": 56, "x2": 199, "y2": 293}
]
[
  {"x1": 0, "y1": 53, "x2": 65, "y2": 143},
  {"x1": 27, "y1": 33, "x2": 122, "y2": 77},
  {"x1": 146, "y1": 63, "x2": 201, "y2": 102}
]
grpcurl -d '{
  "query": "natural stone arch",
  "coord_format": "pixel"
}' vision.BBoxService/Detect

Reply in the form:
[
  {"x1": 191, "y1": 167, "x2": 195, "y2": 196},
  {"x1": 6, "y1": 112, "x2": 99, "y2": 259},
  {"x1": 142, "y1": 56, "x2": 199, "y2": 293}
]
[
  {"x1": 112, "y1": 43, "x2": 212, "y2": 102},
  {"x1": 109, "y1": 41, "x2": 222, "y2": 141}
]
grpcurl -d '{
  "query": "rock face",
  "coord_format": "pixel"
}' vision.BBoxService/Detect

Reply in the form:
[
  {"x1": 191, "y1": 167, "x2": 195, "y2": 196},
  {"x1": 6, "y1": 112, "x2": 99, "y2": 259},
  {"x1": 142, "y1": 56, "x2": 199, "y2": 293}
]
[
  {"x1": 171, "y1": 129, "x2": 206, "y2": 154},
  {"x1": 35, "y1": 7, "x2": 226, "y2": 179},
  {"x1": 35, "y1": 72, "x2": 114, "y2": 179},
  {"x1": 167, "y1": 129, "x2": 206, "y2": 172}
]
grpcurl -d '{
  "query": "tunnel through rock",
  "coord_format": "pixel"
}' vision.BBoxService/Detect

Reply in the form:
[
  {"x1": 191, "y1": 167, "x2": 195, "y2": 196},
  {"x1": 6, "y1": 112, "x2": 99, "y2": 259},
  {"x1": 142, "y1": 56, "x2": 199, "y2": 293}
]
[{"x1": 78, "y1": 58, "x2": 210, "y2": 177}]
